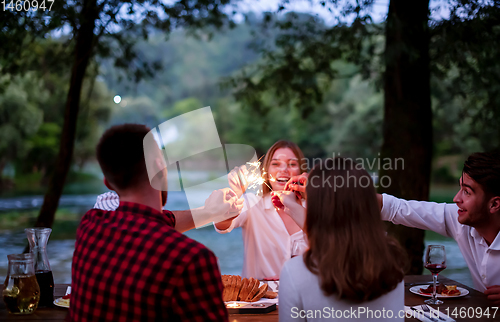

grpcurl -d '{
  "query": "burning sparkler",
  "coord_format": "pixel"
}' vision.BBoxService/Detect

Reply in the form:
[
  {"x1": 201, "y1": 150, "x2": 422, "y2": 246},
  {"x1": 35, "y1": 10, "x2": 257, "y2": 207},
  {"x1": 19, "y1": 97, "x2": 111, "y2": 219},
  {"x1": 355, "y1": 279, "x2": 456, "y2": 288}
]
[{"x1": 236, "y1": 154, "x2": 273, "y2": 196}]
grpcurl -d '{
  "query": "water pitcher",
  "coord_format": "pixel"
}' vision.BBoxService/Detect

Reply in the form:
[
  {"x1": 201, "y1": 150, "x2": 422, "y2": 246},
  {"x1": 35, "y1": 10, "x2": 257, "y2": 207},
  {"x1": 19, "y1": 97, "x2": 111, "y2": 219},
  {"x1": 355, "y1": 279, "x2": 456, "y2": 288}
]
[
  {"x1": 25, "y1": 228, "x2": 54, "y2": 307},
  {"x1": 2, "y1": 253, "x2": 40, "y2": 314}
]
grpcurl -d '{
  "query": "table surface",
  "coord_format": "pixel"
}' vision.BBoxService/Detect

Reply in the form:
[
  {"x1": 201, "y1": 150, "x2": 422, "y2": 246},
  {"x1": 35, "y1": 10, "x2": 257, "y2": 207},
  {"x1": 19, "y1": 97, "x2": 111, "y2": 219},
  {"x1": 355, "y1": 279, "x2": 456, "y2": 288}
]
[{"x1": 1, "y1": 275, "x2": 497, "y2": 321}]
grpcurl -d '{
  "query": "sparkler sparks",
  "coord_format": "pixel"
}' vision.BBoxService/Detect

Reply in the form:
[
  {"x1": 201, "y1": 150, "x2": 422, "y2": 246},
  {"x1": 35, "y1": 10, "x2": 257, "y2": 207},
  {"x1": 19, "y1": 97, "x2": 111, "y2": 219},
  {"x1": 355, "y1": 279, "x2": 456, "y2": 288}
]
[{"x1": 237, "y1": 155, "x2": 273, "y2": 195}]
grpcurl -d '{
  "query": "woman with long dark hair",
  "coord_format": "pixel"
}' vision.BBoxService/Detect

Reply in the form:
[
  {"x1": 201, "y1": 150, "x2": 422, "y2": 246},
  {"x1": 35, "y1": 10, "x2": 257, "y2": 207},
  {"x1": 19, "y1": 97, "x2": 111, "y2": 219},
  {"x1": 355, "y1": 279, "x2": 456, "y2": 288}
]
[{"x1": 277, "y1": 158, "x2": 407, "y2": 321}]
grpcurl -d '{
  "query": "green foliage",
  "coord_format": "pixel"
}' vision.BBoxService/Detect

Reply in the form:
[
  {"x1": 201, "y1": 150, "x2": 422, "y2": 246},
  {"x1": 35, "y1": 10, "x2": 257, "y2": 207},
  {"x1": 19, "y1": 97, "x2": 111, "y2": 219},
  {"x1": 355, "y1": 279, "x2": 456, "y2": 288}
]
[
  {"x1": 164, "y1": 98, "x2": 204, "y2": 119},
  {"x1": 23, "y1": 123, "x2": 61, "y2": 175},
  {"x1": 74, "y1": 80, "x2": 114, "y2": 168},
  {"x1": 100, "y1": 23, "x2": 259, "y2": 110},
  {"x1": 325, "y1": 74, "x2": 383, "y2": 159},
  {"x1": 430, "y1": 1, "x2": 500, "y2": 152},
  {"x1": 223, "y1": 8, "x2": 382, "y2": 118},
  {"x1": 1, "y1": 72, "x2": 114, "y2": 183},
  {"x1": 0, "y1": 42, "x2": 114, "y2": 188},
  {"x1": 96, "y1": 15, "x2": 491, "y2": 164},
  {"x1": 220, "y1": 1, "x2": 500, "y2": 160},
  {"x1": 0, "y1": 74, "x2": 44, "y2": 175}
]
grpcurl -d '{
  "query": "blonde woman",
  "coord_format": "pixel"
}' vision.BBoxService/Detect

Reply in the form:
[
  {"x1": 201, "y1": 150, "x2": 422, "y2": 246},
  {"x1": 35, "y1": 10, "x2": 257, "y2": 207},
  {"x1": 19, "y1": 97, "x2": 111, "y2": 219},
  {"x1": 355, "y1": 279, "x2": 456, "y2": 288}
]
[{"x1": 215, "y1": 140, "x2": 308, "y2": 280}]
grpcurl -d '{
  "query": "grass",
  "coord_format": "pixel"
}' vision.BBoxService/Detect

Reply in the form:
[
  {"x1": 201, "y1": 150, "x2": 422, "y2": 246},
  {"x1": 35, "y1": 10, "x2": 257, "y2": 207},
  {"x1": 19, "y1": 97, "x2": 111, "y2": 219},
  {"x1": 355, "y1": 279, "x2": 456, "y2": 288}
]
[
  {"x1": 1, "y1": 170, "x2": 106, "y2": 197},
  {"x1": 0, "y1": 208, "x2": 82, "y2": 239}
]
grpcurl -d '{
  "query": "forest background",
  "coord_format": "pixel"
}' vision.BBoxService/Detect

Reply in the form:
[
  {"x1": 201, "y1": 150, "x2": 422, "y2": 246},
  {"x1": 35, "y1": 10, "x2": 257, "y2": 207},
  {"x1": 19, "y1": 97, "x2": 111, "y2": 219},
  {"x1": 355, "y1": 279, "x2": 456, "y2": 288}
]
[
  {"x1": 1, "y1": 0, "x2": 499, "y2": 282},
  {"x1": 1, "y1": 12, "x2": 486, "y2": 195}
]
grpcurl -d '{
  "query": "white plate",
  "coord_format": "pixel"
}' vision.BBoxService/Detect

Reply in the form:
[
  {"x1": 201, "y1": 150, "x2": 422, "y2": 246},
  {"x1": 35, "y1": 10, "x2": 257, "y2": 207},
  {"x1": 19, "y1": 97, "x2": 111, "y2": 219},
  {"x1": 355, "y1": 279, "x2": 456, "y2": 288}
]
[
  {"x1": 409, "y1": 285, "x2": 469, "y2": 298},
  {"x1": 53, "y1": 297, "x2": 70, "y2": 308}
]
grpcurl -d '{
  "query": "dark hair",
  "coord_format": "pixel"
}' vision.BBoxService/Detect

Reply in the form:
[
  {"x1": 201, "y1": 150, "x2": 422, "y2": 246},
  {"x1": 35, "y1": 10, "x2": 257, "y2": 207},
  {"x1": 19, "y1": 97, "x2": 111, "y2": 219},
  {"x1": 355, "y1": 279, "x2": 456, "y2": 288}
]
[
  {"x1": 304, "y1": 157, "x2": 407, "y2": 303},
  {"x1": 261, "y1": 140, "x2": 307, "y2": 195},
  {"x1": 96, "y1": 124, "x2": 150, "y2": 190},
  {"x1": 463, "y1": 152, "x2": 500, "y2": 198}
]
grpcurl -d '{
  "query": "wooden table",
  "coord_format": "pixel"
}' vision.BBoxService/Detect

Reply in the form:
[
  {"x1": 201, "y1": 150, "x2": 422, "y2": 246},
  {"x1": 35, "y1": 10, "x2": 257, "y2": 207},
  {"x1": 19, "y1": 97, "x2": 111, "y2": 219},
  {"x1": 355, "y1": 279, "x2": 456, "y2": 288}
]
[{"x1": 0, "y1": 276, "x2": 497, "y2": 321}]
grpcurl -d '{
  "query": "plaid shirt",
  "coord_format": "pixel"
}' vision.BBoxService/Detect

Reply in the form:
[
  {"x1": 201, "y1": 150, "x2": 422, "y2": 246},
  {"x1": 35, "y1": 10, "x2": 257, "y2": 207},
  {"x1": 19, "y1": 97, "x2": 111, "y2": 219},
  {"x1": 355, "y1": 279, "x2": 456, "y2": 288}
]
[{"x1": 68, "y1": 202, "x2": 228, "y2": 322}]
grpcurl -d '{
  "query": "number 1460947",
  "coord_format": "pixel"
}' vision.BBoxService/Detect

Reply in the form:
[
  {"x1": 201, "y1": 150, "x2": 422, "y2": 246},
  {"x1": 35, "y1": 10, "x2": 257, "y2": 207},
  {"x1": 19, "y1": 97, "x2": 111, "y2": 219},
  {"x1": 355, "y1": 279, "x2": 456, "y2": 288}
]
[
  {"x1": 2, "y1": 0, "x2": 54, "y2": 12},
  {"x1": 444, "y1": 307, "x2": 498, "y2": 319}
]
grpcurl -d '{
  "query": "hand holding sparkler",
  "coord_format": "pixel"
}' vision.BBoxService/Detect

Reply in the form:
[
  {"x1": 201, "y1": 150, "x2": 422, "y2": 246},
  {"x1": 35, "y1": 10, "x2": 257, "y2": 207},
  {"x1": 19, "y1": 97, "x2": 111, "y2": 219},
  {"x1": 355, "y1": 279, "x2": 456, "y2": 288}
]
[
  {"x1": 285, "y1": 173, "x2": 309, "y2": 199},
  {"x1": 228, "y1": 155, "x2": 272, "y2": 198}
]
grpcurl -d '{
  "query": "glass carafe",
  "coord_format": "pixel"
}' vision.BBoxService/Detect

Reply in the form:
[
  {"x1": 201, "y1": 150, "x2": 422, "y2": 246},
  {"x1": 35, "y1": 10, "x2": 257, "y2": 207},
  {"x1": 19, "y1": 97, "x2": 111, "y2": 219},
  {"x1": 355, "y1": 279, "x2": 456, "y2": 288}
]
[
  {"x1": 2, "y1": 253, "x2": 40, "y2": 314},
  {"x1": 25, "y1": 228, "x2": 54, "y2": 307}
]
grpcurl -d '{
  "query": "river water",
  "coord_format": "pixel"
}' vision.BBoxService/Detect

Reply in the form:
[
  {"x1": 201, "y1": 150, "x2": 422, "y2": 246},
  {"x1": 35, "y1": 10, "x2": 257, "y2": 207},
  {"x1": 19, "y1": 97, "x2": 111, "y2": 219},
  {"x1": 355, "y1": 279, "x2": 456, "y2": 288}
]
[{"x1": 0, "y1": 192, "x2": 474, "y2": 289}]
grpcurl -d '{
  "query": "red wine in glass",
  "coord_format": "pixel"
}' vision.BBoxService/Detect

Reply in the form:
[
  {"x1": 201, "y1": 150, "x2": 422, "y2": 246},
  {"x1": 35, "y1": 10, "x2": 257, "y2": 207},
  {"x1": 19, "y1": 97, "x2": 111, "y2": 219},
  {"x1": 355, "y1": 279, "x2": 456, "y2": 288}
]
[
  {"x1": 424, "y1": 245, "x2": 446, "y2": 305},
  {"x1": 424, "y1": 263, "x2": 447, "y2": 274}
]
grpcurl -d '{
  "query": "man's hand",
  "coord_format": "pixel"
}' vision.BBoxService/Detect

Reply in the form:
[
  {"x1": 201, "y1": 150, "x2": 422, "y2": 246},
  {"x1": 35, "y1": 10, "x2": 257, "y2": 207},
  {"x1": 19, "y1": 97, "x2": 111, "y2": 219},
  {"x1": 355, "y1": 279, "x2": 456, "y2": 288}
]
[
  {"x1": 285, "y1": 172, "x2": 309, "y2": 198},
  {"x1": 228, "y1": 165, "x2": 249, "y2": 198},
  {"x1": 485, "y1": 285, "x2": 500, "y2": 305},
  {"x1": 174, "y1": 189, "x2": 243, "y2": 232},
  {"x1": 224, "y1": 188, "x2": 244, "y2": 219},
  {"x1": 273, "y1": 191, "x2": 306, "y2": 229},
  {"x1": 210, "y1": 188, "x2": 244, "y2": 230},
  {"x1": 205, "y1": 188, "x2": 242, "y2": 217}
]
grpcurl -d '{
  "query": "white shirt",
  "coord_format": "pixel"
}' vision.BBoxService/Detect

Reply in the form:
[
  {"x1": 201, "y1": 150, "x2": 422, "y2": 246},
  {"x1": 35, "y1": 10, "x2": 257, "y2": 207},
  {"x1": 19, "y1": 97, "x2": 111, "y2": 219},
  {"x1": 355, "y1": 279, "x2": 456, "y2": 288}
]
[
  {"x1": 93, "y1": 191, "x2": 119, "y2": 210},
  {"x1": 215, "y1": 193, "x2": 308, "y2": 280},
  {"x1": 279, "y1": 255, "x2": 404, "y2": 322},
  {"x1": 382, "y1": 193, "x2": 500, "y2": 291}
]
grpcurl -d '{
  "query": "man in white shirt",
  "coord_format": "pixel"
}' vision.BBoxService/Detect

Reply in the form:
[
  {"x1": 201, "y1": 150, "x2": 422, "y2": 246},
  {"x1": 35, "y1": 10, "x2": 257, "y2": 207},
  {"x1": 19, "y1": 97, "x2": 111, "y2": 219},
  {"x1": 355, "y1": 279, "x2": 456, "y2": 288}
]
[
  {"x1": 376, "y1": 152, "x2": 500, "y2": 305},
  {"x1": 285, "y1": 152, "x2": 500, "y2": 305}
]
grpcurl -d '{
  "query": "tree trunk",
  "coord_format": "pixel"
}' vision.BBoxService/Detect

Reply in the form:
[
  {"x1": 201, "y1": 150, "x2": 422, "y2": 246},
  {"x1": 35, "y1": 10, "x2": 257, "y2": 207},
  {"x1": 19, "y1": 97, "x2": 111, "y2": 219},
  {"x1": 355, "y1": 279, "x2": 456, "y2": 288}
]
[
  {"x1": 33, "y1": 0, "x2": 99, "y2": 228},
  {"x1": 379, "y1": 0, "x2": 432, "y2": 274}
]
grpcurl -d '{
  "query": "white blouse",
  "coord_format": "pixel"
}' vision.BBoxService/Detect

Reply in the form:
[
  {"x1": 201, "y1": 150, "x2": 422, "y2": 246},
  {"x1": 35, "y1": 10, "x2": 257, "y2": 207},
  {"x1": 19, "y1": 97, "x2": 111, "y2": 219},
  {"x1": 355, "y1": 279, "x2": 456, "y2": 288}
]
[
  {"x1": 215, "y1": 193, "x2": 308, "y2": 280},
  {"x1": 279, "y1": 255, "x2": 404, "y2": 322}
]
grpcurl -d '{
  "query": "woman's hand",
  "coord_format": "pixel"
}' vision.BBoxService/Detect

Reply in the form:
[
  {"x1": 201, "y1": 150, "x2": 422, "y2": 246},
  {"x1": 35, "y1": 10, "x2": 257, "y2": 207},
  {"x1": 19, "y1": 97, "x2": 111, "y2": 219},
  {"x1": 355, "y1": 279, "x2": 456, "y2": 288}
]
[
  {"x1": 272, "y1": 191, "x2": 306, "y2": 229},
  {"x1": 285, "y1": 172, "x2": 309, "y2": 199}
]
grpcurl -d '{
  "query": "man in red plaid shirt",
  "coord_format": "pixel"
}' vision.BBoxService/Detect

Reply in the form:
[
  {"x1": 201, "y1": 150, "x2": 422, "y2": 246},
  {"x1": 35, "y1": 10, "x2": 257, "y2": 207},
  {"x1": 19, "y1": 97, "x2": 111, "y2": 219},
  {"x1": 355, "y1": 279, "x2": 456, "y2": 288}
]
[{"x1": 68, "y1": 124, "x2": 239, "y2": 321}]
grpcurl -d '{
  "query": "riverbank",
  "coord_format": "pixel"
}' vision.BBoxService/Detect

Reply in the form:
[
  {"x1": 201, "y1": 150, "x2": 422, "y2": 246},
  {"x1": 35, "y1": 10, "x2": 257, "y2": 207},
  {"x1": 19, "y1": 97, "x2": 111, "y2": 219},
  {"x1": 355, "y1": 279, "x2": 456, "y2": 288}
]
[{"x1": 0, "y1": 184, "x2": 474, "y2": 289}]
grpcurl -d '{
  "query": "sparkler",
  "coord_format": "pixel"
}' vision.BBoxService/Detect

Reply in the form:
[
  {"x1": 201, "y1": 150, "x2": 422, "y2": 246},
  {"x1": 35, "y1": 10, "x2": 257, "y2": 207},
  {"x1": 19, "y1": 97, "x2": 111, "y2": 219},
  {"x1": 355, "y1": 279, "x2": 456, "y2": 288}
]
[{"x1": 236, "y1": 154, "x2": 273, "y2": 196}]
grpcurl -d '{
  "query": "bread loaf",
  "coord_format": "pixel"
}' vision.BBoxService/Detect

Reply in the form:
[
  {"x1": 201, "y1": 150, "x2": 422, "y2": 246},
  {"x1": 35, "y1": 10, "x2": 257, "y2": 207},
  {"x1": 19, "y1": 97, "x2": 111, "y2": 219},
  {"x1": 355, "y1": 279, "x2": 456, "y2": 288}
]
[{"x1": 222, "y1": 275, "x2": 277, "y2": 302}]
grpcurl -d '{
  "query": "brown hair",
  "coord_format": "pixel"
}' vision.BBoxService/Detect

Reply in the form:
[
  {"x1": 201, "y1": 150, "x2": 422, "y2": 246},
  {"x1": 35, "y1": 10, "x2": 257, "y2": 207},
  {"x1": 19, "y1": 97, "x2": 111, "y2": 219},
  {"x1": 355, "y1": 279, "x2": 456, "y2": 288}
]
[
  {"x1": 304, "y1": 158, "x2": 407, "y2": 302},
  {"x1": 463, "y1": 152, "x2": 500, "y2": 198},
  {"x1": 261, "y1": 140, "x2": 307, "y2": 195},
  {"x1": 96, "y1": 124, "x2": 151, "y2": 191}
]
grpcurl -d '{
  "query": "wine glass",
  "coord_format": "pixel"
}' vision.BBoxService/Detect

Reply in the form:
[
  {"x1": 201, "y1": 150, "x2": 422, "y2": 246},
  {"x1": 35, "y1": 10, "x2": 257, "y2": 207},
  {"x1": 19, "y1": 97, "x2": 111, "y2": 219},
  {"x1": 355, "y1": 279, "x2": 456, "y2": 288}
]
[
  {"x1": 291, "y1": 238, "x2": 308, "y2": 258},
  {"x1": 424, "y1": 245, "x2": 446, "y2": 305}
]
